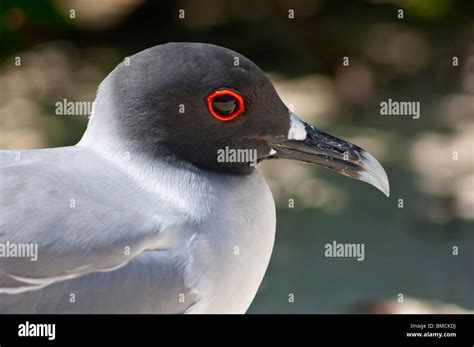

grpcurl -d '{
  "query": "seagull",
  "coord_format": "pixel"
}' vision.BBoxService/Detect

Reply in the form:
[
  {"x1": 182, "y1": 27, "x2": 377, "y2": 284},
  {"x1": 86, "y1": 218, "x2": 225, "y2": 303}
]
[{"x1": 0, "y1": 42, "x2": 389, "y2": 313}]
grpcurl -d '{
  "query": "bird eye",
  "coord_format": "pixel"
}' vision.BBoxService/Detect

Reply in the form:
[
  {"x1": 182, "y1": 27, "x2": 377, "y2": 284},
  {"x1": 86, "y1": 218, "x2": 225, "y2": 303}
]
[{"x1": 206, "y1": 89, "x2": 245, "y2": 121}]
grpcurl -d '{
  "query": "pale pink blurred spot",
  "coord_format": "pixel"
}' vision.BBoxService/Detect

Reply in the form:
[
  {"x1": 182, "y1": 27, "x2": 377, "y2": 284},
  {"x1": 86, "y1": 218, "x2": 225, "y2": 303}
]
[{"x1": 335, "y1": 61, "x2": 375, "y2": 106}]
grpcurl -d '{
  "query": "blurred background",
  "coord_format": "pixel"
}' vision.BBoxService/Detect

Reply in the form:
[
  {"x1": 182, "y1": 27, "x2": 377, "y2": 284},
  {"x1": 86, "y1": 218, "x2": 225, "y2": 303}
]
[{"x1": 0, "y1": 0, "x2": 473, "y2": 313}]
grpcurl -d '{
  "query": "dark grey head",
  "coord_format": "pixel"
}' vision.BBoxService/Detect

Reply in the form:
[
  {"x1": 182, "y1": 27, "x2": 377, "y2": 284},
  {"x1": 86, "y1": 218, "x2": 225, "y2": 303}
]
[{"x1": 82, "y1": 42, "x2": 389, "y2": 196}]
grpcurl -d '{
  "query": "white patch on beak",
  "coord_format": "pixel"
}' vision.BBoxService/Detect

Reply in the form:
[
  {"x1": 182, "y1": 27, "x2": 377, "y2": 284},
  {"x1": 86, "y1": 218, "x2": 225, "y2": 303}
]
[
  {"x1": 288, "y1": 113, "x2": 307, "y2": 140},
  {"x1": 269, "y1": 148, "x2": 277, "y2": 155}
]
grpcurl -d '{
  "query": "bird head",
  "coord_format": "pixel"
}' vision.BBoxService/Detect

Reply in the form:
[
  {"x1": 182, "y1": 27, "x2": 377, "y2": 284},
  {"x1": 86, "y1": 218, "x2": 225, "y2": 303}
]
[{"x1": 82, "y1": 42, "x2": 389, "y2": 197}]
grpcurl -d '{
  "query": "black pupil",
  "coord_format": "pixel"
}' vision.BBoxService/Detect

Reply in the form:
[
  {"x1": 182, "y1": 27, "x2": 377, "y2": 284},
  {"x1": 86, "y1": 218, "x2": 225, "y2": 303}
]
[{"x1": 212, "y1": 94, "x2": 237, "y2": 116}]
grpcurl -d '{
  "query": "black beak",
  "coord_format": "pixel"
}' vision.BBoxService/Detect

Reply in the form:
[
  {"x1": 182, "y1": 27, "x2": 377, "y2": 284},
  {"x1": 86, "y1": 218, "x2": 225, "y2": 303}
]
[{"x1": 264, "y1": 114, "x2": 390, "y2": 197}]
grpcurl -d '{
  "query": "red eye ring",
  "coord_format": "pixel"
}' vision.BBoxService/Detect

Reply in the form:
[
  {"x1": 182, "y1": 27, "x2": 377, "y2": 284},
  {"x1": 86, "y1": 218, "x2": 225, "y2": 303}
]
[{"x1": 206, "y1": 89, "x2": 245, "y2": 121}]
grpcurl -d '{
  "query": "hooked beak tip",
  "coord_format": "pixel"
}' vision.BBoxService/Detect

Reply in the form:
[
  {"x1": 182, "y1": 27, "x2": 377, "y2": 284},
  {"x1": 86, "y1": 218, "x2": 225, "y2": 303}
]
[{"x1": 358, "y1": 151, "x2": 390, "y2": 197}]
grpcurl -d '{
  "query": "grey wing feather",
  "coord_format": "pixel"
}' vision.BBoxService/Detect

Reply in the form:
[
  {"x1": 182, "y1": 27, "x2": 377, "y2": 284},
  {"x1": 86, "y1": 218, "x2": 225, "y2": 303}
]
[
  {"x1": 0, "y1": 147, "x2": 196, "y2": 312},
  {"x1": 0, "y1": 250, "x2": 198, "y2": 313}
]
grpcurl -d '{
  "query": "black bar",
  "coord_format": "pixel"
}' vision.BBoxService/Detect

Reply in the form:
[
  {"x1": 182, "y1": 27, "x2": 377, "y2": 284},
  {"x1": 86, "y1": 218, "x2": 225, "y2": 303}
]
[{"x1": 0, "y1": 314, "x2": 472, "y2": 346}]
